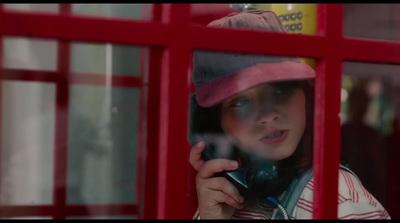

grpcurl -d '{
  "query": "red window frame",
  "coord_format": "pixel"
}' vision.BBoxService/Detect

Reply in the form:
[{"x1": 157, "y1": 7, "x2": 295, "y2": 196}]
[{"x1": 0, "y1": 3, "x2": 399, "y2": 219}]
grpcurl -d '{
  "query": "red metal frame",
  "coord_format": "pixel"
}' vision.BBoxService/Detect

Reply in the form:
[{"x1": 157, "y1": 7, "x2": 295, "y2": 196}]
[
  {"x1": 52, "y1": 4, "x2": 71, "y2": 219},
  {"x1": 312, "y1": 4, "x2": 343, "y2": 219},
  {"x1": 2, "y1": 69, "x2": 141, "y2": 87},
  {"x1": 141, "y1": 4, "x2": 162, "y2": 219},
  {"x1": 156, "y1": 4, "x2": 192, "y2": 219},
  {"x1": 0, "y1": 3, "x2": 399, "y2": 219}
]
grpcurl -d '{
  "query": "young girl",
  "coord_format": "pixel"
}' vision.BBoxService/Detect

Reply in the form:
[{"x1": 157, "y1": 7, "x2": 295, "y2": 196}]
[{"x1": 188, "y1": 10, "x2": 390, "y2": 219}]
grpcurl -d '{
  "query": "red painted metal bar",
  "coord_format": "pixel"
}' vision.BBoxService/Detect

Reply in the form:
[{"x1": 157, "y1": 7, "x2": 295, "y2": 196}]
[
  {"x1": 52, "y1": 3, "x2": 71, "y2": 220},
  {"x1": 66, "y1": 204, "x2": 138, "y2": 217},
  {"x1": 2, "y1": 69, "x2": 142, "y2": 88},
  {"x1": 0, "y1": 204, "x2": 138, "y2": 218},
  {"x1": 69, "y1": 73, "x2": 142, "y2": 88},
  {"x1": 2, "y1": 69, "x2": 58, "y2": 83},
  {"x1": 0, "y1": 4, "x2": 4, "y2": 206},
  {"x1": 142, "y1": 4, "x2": 163, "y2": 219},
  {"x1": 189, "y1": 25, "x2": 327, "y2": 58},
  {"x1": 3, "y1": 9, "x2": 400, "y2": 65},
  {"x1": 156, "y1": 4, "x2": 191, "y2": 219},
  {"x1": 313, "y1": 4, "x2": 343, "y2": 219},
  {"x1": 2, "y1": 9, "x2": 325, "y2": 58},
  {"x1": 342, "y1": 37, "x2": 400, "y2": 64},
  {"x1": 0, "y1": 205, "x2": 53, "y2": 218},
  {"x1": 2, "y1": 10, "x2": 169, "y2": 46}
]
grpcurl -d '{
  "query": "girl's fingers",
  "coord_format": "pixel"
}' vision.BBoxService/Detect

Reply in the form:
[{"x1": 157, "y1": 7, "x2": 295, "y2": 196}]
[
  {"x1": 189, "y1": 141, "x2": 205, "y2": 171},
  {"x1": 202, "y1": 189, "x2": 244, "y2": 210},
  {"x1": 197, "y1": 159, "x2": 239, "y2": 179},
  {"x1": 198, "y1": 177, "x2": 245, "y2": 205}
]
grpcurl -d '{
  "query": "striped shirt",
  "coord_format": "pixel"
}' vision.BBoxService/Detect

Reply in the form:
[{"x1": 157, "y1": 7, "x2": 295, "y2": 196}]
[{"x1": 232, "y1": 168, "x2": 390, "y2": 219}]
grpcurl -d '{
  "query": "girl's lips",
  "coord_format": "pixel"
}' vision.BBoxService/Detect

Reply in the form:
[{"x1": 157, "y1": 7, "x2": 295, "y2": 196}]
[{"x1": 260, "y1": 130, "x2": 289, "y2": 145}]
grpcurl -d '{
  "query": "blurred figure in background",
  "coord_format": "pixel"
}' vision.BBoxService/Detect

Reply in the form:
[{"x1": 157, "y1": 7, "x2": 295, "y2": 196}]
[{"x1": 341, "y1": 82, "x2": 387, "y2": 207}]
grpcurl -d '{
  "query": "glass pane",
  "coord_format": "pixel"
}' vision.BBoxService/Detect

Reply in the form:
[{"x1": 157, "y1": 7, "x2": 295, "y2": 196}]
[
  {"x1": 1, "y1": 81, "x2": 55, "y2": 205},
  {"x1": 344, "y1": 4, "x2": 400, "y2": 41},
  {"x1": 72, "y1": 4, "x2": 150, "y2": 20},
  {"x1": 341, "y1": 61, "x2": 396, "y2": 219},
  {"x1": 70, "y1": 42, "x2": 142, "y2": 76},
  {"x1": 4, "y1": 4, "x2": 59, "y2": 13},
  {"x1": 2, "y1": 37, "x2": 57, "y2": 71},
  {"x1": 192, "y1": 4, "x2": 318, "y2": 36},
  {"x1": 188, "y1": 49, "x2": 315, "y2": 219},
  {"x1": 70, "y1": 42, "x2": 106, "y2": 75},
  {"x1": 67, "y1": 85, "x2": 139, "y2": 204}
]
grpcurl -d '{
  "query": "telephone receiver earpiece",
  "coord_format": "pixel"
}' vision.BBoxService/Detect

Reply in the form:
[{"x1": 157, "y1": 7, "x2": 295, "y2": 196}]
[{"x1": 196, "y1": 136, "x2": 281, "y2": 203}]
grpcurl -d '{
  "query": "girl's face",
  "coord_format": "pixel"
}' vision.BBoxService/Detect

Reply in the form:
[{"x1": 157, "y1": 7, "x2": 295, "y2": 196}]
[{"x1": 220, "y1": 81, "x2": 306, "y2": 161}]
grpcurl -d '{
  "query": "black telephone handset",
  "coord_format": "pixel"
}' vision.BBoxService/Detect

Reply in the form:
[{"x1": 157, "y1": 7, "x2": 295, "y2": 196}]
[
  {"x1": 199, "y1": 141, "x2": 252, "y2": 199},
  {"x1": 190, "y1": 134, "x2": 284, "y2": 204},
  {"x1": 191, "y1": 135, "x2": 291, "y2": 219}
]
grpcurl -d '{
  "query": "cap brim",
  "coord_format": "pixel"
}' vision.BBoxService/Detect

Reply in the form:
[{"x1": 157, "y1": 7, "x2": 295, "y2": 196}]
[{"x1": 195, "y1": 61, "x2": 315, "y2": 107}]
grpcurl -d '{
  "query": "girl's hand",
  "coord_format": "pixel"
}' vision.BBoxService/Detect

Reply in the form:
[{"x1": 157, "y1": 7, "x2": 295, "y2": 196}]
[{"x1": 189, "y1": 141, "x2": 245, "y2": 219}]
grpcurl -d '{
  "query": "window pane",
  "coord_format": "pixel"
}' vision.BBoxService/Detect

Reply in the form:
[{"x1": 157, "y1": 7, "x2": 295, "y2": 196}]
[
  {"x1": 4, "y1": 4, "x2": 59, "y2": 13},
  {"x1": 188, "y1": 50, "x2": 316, "y2": 219},
  {"x1": 2, "y1": 37, "x2": 57, "y2": 71},
  {"x1": 70, "y1": 42, "x2": 142, "y2": 76},
  {"x1": 344, "y1": 4, "x2": 400, "y2": 41},
  {"x1": 70, "y1": 42, "x2": 106, "y2": 75},
  {"x1": 1, "y1": 81, "x2": 55, "y2": 205},
  {"x1": 72, "y1": 4, "x2": 150, "y2": 20},
  {"x1": 192, "y1": 4, "x2": 318, "y2": 36},
  {"x1": 67, "y1": 85, "x2": 139, "y2": 204},
  {"x1": 341, "y1": 61, "x2": 397, "y2": 218}
]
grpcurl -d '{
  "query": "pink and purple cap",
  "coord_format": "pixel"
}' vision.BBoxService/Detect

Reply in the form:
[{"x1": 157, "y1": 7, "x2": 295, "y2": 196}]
[{"x1": 192, "y1": 10, "x2": 315, "y2": 107}]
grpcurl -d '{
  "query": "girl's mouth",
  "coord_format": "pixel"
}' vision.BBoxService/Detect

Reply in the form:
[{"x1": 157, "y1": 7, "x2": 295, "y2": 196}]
[{"x1": 260, "y1": 130, "x2": 288, "y2": 145}]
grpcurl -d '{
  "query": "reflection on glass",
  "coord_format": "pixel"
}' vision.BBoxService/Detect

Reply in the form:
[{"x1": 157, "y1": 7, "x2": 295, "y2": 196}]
[
  {"x1": 344, "y1": 4, "x2": 400, "y2": 41},
  {"x1": 4, "y1": 4, "x2": 59, "y2": 13},
  {"x1": 67, "y1": 85, "x2": 139, "y2": 204},
  {"x1": 72, "y1": 4, "x2": 149, "y2": 20},
  {"x1": 112, "y1": 45, "x2": 142, "y2": 76},
  {"x1": 341, "y1": 61, "x2": 400, "y2": 217},
  {"x1": 2, "y1": 37, "x2": 57, "y2": 71},
  {"x1": 70, "y1": 42, "x2": 107, "y2": 75},
  {"x1": 1, "y1": 81, "x2": 55, "y2": 205},
  {"x1": 230, "y1": 4, "x2": 317, "y2": 35},
  {"x1": 70, "y1": 42, "x2": 142, "y2": 76}
]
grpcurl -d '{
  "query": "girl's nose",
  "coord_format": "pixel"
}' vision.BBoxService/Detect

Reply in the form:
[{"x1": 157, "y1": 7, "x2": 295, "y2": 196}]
[{"x1": 256, "y1": 106, "x2": 280, "y2": 125}]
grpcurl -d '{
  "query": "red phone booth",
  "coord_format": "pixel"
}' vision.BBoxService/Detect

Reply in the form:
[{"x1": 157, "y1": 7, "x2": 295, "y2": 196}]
[{"x1": 0, "y1": 3, "x2": 398, "y2": 219}]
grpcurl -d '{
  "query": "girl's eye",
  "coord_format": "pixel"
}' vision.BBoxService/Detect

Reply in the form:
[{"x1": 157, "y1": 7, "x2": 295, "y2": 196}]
[
  {"x1": 273, "y1": 88, "x2": 284, "y2": 95},
  {"x1": 272, "y1": 85, "x2": 294, "y2": 96},
  {"x1": 271, "y1": 81, "x2": 300, "y2": 96},
  {"x1": 272, "y1": 87, "x2": 288, "y2": 95},
  {"x1": 231, "y1": 98, "x2": 250, "y2": 108}
]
